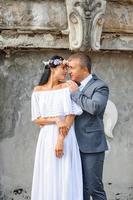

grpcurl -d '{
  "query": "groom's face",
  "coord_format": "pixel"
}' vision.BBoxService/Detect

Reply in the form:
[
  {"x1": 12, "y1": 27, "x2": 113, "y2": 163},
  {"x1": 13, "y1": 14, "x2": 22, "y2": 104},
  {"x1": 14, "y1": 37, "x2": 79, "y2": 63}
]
[{"x1": 68, "y1": 58, "x2": 88, "y2": 82}]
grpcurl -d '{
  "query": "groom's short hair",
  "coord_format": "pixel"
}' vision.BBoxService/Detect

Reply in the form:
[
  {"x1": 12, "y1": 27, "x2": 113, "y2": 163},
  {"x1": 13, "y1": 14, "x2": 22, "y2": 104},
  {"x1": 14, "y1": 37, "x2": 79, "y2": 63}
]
[{"x1": 68, "y1": 52, "x2": 92, "y2": 73}]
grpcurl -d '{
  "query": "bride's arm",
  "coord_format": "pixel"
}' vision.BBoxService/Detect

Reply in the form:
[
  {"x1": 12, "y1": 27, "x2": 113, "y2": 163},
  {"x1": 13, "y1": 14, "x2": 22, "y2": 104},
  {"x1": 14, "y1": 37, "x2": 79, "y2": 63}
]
[
  {"x1": 34, "y1": 114, "x2": 75, "y2": 129},
  {"x1": 33, "y1": 116, "x2": 59, "y2": 126},
  {"x1": 33, "y1": 115, "x2": 73, "y2": 129},
  {"x1": 57, "y1": 115, "x2": 75, "y2": 137},
  {"x1": 55, "y1": 115, "x2": 75, "y2": 158}
]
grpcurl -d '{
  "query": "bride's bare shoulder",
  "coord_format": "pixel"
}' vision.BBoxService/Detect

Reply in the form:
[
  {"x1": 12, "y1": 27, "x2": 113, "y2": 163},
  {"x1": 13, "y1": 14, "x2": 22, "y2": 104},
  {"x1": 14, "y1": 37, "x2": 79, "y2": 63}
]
[
  {"x1": 33, "y1": 85, "x2": 46, "y2": 92},
  {"x1": 33, "y1": 82, "x2": 68, "y2": 92}
]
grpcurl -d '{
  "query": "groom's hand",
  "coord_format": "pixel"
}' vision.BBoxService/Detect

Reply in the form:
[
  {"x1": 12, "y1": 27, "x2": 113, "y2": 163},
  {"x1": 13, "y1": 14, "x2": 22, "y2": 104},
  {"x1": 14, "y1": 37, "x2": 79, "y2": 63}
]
[{"x1": 66, "y1": 80, "x2": 79, "y2": 92}]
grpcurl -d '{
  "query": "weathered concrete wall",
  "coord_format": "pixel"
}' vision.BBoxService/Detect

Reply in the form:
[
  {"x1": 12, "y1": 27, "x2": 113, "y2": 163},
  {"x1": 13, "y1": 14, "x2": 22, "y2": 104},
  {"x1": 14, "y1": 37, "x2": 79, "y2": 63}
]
[
  {"x1": 0, "y1": 50, "x2": 133, "y2": 200},
  {"x1": 92, "y1": 52, "x2": 133, "y2": 200}
]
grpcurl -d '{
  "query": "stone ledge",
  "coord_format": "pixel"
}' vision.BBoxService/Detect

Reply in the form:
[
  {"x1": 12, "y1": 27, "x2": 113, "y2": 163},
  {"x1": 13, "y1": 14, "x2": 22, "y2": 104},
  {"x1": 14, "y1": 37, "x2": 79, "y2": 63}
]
[
  {"x1": 1, "y1": 33, "x2": 133, "y2": 51},
  {"x1": 0, "y1": 32, "x2": 133, "y2": 51},
  {"x1": 0, "y1": 33, "x2": 69, "y2": 49},
  {"x1": 108, "y1": 0, "x2": 133, "y2": 5},
  {"x1": 101, "y1": 33, "x2": 133, "y2": 51}
]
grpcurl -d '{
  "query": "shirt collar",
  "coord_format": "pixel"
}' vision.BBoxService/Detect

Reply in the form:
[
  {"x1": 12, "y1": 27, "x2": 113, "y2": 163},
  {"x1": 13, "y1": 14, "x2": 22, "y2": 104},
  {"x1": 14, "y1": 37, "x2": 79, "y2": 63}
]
[{"x1": 80, "y1": 74, "x2": 92, "y2": 90}]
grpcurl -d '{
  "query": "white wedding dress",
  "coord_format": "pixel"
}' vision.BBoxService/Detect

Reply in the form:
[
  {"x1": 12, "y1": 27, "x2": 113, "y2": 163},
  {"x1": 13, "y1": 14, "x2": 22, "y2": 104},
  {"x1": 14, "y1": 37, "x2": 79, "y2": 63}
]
[{"x1": 31, "y1": 87, "x2": 83, "y2": 200}]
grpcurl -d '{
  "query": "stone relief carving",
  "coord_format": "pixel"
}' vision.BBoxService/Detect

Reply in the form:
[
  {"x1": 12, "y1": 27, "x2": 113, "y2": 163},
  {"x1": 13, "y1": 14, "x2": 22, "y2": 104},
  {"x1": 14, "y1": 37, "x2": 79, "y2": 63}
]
[{"x1": 65, "y1": 0, "x2": 107, "y2": 51}]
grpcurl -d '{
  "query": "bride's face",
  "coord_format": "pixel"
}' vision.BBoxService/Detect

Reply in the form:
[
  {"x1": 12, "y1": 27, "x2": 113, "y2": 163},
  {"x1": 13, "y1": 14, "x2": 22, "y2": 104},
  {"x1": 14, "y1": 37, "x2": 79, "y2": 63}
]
[{"x1": 53, "y1": 64, "x2": 68, "y2": 81}]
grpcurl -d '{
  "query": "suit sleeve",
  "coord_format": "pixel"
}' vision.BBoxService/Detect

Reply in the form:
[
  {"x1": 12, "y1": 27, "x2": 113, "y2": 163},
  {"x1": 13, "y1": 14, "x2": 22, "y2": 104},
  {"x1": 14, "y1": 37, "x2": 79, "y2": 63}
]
[{"x1": 71, "y1": 84, "x2": 109, "y2": 115}]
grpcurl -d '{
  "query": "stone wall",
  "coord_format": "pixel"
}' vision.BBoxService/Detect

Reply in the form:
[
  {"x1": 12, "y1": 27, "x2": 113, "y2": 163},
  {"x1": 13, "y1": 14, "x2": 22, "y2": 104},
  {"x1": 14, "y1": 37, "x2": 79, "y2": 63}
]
[{"x1": 0, "y1": 50, "x2": 133, "y2": 200}]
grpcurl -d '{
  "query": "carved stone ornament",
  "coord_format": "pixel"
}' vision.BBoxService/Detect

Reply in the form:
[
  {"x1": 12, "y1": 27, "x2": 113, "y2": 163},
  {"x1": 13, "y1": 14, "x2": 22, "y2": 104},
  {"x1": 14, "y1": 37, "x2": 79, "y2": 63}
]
[{"x1": 65, "y1": 0, "x2": 107, "y2": 51}]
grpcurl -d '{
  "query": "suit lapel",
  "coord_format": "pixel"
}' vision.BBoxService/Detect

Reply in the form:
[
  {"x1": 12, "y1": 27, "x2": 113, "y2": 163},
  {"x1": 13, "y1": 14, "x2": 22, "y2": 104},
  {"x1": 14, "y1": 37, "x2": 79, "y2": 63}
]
[{"x1": 82, "y1": 74, "x2": 97, "y2": 93}]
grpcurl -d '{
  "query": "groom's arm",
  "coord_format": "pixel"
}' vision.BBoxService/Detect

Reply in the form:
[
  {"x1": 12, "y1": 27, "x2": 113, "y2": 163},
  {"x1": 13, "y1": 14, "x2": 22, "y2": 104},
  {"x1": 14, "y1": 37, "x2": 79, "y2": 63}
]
[{"x1": 70, "y1": 84, "x2": 109, "y2": 115}]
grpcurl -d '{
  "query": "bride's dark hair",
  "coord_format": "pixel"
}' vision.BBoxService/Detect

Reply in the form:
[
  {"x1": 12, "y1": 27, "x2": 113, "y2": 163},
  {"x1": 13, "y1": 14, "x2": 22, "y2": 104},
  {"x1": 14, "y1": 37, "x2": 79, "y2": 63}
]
[{"x1": 39, "y1": 55, "x2": 64, "y2": 85}]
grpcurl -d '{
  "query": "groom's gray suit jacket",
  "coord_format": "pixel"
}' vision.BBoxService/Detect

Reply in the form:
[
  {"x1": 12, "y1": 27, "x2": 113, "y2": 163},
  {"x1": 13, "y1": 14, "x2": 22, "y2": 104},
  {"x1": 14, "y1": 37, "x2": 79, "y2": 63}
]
[{"x1": 71, "y1": 74, "x2": 109, "y2": 153}]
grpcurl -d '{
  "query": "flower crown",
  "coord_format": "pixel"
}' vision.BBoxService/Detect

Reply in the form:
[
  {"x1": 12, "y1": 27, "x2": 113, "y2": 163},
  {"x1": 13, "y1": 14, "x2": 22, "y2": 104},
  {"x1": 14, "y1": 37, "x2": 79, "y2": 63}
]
[{"x1": 42, "y1": 59, "x2": 68, "y2": 67}]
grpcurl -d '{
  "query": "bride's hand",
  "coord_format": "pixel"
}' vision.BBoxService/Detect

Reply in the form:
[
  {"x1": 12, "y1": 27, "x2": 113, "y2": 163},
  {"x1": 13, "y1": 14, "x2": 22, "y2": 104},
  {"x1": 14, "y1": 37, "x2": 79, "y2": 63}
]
[
  {"x1": 66, "y1": 80, "x2": 79, "y2": 92},
  {"x1": 55, "y1": 118, "x2": 69, "y2": 137},
  {"x1": 55, "y1": 134, "x2": 64, "y2": 158}
]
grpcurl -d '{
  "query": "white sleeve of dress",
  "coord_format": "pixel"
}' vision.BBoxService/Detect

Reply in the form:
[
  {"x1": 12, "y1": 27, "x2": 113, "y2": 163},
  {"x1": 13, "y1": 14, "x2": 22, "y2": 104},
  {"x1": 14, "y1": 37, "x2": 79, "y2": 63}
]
[
  {"x1": 31, "y1": 93, "x2": 41, "y2": 121},
  {"x1": 71, "y1": 99, "x2": 83, "y2": 116},
  {"x1": 63, "y1": 88, "x2": 83, "y2": 116}
]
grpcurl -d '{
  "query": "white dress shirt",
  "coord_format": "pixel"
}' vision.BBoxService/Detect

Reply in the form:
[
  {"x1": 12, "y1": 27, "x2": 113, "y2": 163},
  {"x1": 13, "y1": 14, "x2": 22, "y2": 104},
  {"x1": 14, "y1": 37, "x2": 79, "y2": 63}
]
[{"x1": 79, "y1": 74, "x2": 93, "y2": 91}]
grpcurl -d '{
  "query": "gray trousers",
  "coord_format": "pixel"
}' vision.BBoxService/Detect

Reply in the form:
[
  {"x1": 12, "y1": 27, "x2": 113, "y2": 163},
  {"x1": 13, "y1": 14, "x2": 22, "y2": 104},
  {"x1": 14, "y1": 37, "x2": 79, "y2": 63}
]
[{"x1": 80, "y1": 151, "x2": 107, "y2": 200}]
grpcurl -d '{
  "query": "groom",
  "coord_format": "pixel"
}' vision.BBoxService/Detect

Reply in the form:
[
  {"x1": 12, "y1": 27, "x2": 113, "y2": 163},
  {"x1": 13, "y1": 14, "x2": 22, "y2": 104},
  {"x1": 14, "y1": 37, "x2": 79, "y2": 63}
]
[{"x1": 67, "y1": 52, "x2": 109, "y2": 200}]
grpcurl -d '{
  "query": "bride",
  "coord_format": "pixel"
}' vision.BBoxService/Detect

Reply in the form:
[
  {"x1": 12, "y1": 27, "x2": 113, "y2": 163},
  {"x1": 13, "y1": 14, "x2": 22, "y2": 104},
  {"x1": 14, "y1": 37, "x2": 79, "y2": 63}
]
[{"x1": 31, "y1": 55, "x2": 83, "y2": 200}]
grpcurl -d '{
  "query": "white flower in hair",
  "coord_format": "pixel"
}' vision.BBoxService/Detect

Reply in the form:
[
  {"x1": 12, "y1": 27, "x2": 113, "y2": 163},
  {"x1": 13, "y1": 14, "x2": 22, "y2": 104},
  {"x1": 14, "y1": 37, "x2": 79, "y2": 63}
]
[
  {"x1": 42, "y1": 58, "x2": 68, "y2": 66},
  {"x1": 42, "y1": 60, "x2": 49, "y2": 65},
  {"x1": 53, "y1": 59, "x2": 62, "y2": 65},
  {"x1": 63, "y1": 59, "x2": 68, "y2": 65}
]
